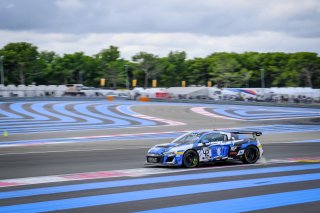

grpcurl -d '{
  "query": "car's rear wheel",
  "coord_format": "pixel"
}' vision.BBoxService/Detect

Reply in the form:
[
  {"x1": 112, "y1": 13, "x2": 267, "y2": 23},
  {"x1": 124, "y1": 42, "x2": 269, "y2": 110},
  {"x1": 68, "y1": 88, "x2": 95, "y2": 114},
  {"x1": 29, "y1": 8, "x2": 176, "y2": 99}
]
[
  {"x1": 182, "y1": 150, "x2": 199, "y2": 168},
  {"x1": 242, "y1": 146, "x2": 260, "y2": 164}
]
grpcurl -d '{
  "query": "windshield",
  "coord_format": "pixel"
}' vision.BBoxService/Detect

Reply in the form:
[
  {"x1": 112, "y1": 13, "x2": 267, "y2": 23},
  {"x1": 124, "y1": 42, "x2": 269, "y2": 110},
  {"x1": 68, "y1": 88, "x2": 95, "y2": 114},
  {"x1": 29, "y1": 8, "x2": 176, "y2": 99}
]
[{"x1": 171, "y1": 132, "x2": 205, "y2": 145}]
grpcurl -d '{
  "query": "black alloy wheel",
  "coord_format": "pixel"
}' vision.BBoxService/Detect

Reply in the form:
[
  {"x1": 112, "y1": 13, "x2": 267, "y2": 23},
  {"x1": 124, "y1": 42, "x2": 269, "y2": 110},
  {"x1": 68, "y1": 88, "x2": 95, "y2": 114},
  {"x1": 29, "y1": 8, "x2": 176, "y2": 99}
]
[
  {"x1": 242, "y1": 146, "x2": 260, "y2": 164},
  {"x1": 182, "y1": 150, "x2": 199, "y2": 168}
]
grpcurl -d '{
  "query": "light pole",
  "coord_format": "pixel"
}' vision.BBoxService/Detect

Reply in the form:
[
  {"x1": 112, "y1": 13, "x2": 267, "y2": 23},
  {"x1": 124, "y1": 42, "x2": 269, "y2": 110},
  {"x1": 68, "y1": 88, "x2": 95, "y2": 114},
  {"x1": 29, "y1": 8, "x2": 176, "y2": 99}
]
[
  {"x1": 260, "y1": 68, "x2": 265, "y2": 88},
  {"x1": 244, "y1": 73, "x2": 249, "y2": 88},
  {"x1": 0, "y1": 56, "x2": 4, "y2": 85},
  {"x1": 124, "y1": 64, "x2": 129, "y2": 89}
]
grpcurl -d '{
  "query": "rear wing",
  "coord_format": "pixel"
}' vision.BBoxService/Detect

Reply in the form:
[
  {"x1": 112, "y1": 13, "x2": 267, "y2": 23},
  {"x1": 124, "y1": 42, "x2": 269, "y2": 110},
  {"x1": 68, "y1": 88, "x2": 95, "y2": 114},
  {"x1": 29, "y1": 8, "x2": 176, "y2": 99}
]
[{"x1": 230, "y1": 131, "x2": 262, "y2": 138}]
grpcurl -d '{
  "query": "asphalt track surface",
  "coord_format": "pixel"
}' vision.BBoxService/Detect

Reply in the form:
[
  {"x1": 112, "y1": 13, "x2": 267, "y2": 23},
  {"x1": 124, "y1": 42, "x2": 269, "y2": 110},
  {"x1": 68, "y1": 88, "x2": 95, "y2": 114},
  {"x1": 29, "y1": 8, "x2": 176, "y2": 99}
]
[{"x1": 0, "y1": 99, "x2": 320, "y2": 212}]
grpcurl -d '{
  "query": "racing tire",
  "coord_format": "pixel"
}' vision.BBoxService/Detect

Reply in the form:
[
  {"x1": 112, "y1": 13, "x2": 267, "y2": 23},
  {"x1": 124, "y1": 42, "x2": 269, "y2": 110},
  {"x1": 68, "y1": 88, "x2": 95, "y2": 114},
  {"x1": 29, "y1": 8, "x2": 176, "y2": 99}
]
[
  {"x1": 182, "y1": 150, "x2": 199, "y2": 168},
  {"x1": 242, "y1": 146, "x2": 260, "y2": 164}
]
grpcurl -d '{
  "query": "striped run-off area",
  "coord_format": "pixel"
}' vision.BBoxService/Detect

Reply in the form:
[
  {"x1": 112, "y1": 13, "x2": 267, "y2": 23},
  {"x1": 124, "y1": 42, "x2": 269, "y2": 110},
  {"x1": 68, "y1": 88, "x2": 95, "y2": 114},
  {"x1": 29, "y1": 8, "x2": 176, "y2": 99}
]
[
  {"x1": 1, "y1": 101, "x2": 320, "y2": 134},
  {"x1": 0, "y1": 163, "x2": 320, "y2": 212},
  {"x1": 1, "y1": 125, "x2": 320, "y2": 147},
  {"x1": 191, "y1": 106, "x2": 320, "y2": 121},
  {"x1": 0, "y1": 101, "x2": 185, "y2": 134}
]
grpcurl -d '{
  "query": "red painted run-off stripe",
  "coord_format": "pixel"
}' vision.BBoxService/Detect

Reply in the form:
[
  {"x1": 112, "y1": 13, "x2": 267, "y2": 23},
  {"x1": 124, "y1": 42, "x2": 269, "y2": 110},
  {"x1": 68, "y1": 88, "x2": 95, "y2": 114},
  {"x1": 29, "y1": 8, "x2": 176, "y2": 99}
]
[
  {"x1": 0, "y1": 182, "x2": 22, "y2": 187},
  {"x1": 60, "y1": 171, "x2": 130, "y2": 180}
]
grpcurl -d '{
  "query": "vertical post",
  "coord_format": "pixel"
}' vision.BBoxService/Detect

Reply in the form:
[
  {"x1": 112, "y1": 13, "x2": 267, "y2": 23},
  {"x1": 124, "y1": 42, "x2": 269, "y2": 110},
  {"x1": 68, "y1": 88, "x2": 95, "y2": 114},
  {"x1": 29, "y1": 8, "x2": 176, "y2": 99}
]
[
  {"x1": 152, "y1": 79, "x2": 157, "y2": 87},
  {"x1": 100, "y1": 78, "x2": 106, "y2": 87},
  {"x1": 132, "y1": 79, "x2": 137, "y2": 87},
  {"x1": 207, "y1": 81, "x2": 212, "y2": 87},
  {"x1": 260, "y1": 68, "x2": 265, "y2": 88},
  {"x1": 0, "y1": 56, "x2": 4, "y2": 85},
  {"x1": 124, "y1": 65, "x2": 129, "y2": 89},
  {"x1": 79, "y1": 71, "x2": 83, "y2": 84},
  {"x1": 181, "y1": 80, "x2": 186, "y2": 87},
  {"x1": 245, "y1": 73, "x2": 249, "y2": 88}
]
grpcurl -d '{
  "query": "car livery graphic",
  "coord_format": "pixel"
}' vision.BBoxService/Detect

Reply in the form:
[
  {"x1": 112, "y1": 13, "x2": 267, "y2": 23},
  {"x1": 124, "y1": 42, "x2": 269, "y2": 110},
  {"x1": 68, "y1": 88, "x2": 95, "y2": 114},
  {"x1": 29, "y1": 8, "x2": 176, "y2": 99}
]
[{"x1": 146, "y1": 130, "x2": 263, "y2": 168}]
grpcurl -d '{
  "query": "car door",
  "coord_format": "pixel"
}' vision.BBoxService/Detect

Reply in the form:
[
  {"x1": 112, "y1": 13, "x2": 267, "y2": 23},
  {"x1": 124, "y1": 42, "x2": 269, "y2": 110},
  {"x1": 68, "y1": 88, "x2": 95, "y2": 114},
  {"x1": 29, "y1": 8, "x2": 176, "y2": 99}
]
[
  {"x1": 212, "y1": 134, "x2": 230, "y2": 159},
  {"x1": 201, "y1": 133, "x2": 230, "y2": 160},
  {"x1": 197, "y1": 133, "x2": 224, "y2": 162}
]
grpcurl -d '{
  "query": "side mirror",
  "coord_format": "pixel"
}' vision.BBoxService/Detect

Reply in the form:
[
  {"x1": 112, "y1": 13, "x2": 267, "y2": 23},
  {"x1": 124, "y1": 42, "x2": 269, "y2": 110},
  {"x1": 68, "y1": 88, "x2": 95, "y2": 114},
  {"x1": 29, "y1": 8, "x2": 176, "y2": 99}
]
[{"x1": 201, "y1": 139, "x2": 209, "y2": 144}]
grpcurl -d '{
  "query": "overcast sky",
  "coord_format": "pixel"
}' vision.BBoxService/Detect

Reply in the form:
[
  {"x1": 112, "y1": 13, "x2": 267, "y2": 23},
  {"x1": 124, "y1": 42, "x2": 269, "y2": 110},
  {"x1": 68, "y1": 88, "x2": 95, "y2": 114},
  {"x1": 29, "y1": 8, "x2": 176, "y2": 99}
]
[{"x1": 0, "y1": 0, "x2": 319, "y2": 59}]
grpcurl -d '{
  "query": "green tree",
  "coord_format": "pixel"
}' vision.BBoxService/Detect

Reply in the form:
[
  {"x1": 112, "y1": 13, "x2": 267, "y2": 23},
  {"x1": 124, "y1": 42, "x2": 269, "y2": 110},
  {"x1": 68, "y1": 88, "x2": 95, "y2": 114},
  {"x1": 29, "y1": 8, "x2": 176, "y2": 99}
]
[
  {"x1": 106, "y1": 60, "x2": 129, "y2": 88},
  {"x1": 159, "y1": 51, "x2": 187, "y2": 87},
  {"x1": 1, "y1": 41, "x2": 320, "y2": 88},
  {"x1": 237, "y1": 52, "x2": 262, "y2": 87},
  {"x1": 34, "y1": 51, "x2": 59, "y2": 85},
  {"x1": 207, "y1": 53, "x2": 242, "y2": 87},
  {"x1": 50, "y1": 52, "x2": 96, "y2": 85},
  {"x1": 185, "y1": 58, "x2": 210, "y2": 86},
  {"x1": 96, "y1": 45, "x2": 120, "y2": 63},
  {"x1": 96, "y1": 46, "x2": 125, "y2": 88},
  {"x1": 260, "y1": 53, "x2": 291, "y2": 87},
  {"x1": 288, "y1": 52, "x2": 320, "y2": 87},
  {"x1": 132, "y1": 52, "x2": 160, "y2": 88},
  {"x1": 0, "y1": 42, "x2": 39, "y2": 85}
]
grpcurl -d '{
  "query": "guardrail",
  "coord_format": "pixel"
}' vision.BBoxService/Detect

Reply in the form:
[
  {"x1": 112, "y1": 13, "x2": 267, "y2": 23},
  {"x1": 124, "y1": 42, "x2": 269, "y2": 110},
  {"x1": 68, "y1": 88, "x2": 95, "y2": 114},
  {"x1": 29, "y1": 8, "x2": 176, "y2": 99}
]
[{"x1": 0, "y1": 89, "x2": 65, "y2": 97}]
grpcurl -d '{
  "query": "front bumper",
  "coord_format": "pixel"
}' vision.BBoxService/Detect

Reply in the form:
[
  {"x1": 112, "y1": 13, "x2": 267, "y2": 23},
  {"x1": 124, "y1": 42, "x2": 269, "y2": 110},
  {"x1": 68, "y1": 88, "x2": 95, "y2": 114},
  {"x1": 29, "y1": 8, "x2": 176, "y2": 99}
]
[
  {"x1": 146, "y1": 154, "x2": 183, "y2": 166},
  {"x1": 144, "y1": 162, "x2": 178, "y2": 167}
]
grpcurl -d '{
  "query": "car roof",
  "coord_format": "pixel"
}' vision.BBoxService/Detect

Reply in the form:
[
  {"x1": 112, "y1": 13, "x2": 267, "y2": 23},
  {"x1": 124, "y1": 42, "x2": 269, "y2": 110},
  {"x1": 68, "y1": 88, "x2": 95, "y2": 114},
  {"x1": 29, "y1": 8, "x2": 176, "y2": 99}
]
[
  {"x1": 190, "y1": 130, "x2": 233, "y2": 138},
  {"x1": 191, "y1": 130, "x2": 224, "y2": 134}
]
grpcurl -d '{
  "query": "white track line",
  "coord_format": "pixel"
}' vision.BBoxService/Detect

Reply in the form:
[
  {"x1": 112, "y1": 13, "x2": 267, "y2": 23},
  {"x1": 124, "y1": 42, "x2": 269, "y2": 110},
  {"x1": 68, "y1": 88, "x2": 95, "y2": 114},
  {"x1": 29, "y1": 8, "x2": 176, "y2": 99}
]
[
  {"x1": 191, "y1": 107, "x2": 243, "y2": 121},
  {"x1": 0, "y1": 146, "x2": 150, "y2": 156}
]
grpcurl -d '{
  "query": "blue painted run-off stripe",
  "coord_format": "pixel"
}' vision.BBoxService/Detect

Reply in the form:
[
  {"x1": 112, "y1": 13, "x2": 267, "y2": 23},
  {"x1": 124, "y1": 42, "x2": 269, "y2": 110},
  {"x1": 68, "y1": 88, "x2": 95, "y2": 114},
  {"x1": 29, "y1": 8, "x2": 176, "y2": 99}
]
[
  {"x1": 0, "y1": 132, "x2": 185, "y2": 146},
  {"x1": 1, "y1": 164, "x2": 320, "y2": 200},
  {"x1": 0, "y1": 103, "x2": 22, "y2": 119},
  {"x1": 9, "y1": 102, "x2": 48, "y2": 121},
  {"x1": 1, "y1": 172, "x2": 320, "y2": 212},
  {"x1": 0, "y1": 103, "x2": 158, "y2": 134},
  {"x1": 137, "y1": 188, "x2": 320, "y2": 213},
  {"x1": 212, "y1": 108, "x2": 320, "y2": 120}
]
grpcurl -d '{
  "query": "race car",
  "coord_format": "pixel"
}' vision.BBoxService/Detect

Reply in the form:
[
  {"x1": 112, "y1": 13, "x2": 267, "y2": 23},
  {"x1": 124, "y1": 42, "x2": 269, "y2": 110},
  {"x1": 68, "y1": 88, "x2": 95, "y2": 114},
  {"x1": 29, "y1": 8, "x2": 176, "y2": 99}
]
[{"x1": 146, "y1": 130, "x2": 263, "y2": 168}]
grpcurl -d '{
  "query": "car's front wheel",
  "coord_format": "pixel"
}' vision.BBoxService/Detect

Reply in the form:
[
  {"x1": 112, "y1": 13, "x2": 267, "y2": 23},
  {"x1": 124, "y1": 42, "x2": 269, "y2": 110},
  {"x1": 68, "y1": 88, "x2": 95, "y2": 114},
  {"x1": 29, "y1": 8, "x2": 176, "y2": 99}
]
[
  {"x1": 242, "y1": 146, "x2": 260, "y2": 164},
  {"x1": 182, "y1": 150, "x2": 199, "y2": 168}
]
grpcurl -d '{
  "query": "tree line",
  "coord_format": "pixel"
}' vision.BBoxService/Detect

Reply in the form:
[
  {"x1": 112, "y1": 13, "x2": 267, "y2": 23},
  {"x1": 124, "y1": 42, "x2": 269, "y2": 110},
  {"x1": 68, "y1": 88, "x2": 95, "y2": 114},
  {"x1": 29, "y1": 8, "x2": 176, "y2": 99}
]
[{"x1": 0, "y1": 42, "x2": 320, "y2": 88}]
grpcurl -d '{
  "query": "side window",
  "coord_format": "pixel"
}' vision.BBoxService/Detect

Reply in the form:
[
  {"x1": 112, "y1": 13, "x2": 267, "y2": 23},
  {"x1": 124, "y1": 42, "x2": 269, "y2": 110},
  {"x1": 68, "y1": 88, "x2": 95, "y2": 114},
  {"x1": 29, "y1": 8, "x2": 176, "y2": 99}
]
[
  {"x1": 215, "y1": 134, "x2": 225, "y2": 141},
  {"x1": 201, "y1": 133, "x2": 224, "y2": 142},
  {"x1": 222, "y1": 134, "x2": 228, "y2": 141}
]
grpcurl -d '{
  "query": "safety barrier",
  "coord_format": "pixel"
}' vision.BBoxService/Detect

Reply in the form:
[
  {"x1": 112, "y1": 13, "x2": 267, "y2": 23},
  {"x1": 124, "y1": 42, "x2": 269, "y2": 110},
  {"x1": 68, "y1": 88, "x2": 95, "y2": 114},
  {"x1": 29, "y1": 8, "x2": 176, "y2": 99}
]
[{"x1": 138, "y1": 97, "x2": 150, "y2": 102}]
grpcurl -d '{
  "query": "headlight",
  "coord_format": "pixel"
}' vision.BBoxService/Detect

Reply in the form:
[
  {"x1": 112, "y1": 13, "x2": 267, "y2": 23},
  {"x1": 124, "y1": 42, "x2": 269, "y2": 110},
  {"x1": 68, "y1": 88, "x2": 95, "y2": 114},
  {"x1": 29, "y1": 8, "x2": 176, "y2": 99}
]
[{"x1": 163, "y1": 151, "x2": 176, "y2": 156}]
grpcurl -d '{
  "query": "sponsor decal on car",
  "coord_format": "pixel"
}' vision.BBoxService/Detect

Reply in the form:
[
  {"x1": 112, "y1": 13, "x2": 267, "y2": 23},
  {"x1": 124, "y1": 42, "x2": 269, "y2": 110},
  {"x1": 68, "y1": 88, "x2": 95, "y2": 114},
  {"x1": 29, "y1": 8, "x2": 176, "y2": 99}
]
[
  {"x1": 237, "y1": 150, "x2": 245, "y2": 156},
  {"x1": 230, "y1": 146, "x2": 238, "y2": 151}
]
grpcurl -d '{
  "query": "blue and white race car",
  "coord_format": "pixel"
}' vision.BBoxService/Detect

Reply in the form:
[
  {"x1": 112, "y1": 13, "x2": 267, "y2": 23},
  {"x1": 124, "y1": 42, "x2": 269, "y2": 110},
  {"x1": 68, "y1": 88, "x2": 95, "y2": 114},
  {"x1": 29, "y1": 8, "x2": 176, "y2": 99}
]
[{"x1": 146, "y1": 130, "x2": 263, "y2": 168}]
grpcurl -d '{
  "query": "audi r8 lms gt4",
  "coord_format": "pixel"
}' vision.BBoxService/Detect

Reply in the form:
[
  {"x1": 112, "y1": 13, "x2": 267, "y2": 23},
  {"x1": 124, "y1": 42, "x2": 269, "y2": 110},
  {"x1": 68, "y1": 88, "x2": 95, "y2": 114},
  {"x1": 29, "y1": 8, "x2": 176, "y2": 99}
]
[{"x1": 146, "y1": 130, "x2": 263, "y2": 168}]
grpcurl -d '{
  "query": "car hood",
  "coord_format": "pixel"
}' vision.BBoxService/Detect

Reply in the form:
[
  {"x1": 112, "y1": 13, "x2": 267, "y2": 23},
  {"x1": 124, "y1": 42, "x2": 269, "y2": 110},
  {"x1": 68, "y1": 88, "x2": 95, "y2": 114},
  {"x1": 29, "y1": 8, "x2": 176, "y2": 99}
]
[{"x1": 148, "y1": 143, "x2": 192, "y2": 155}]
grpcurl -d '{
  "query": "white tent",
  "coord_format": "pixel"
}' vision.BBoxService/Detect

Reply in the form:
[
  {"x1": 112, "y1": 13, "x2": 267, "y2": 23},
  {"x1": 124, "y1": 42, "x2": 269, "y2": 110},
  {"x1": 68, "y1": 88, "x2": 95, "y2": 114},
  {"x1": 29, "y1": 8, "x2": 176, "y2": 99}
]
[{"x1": 167, "y1": 87, "x2": 209, "y2": 99}]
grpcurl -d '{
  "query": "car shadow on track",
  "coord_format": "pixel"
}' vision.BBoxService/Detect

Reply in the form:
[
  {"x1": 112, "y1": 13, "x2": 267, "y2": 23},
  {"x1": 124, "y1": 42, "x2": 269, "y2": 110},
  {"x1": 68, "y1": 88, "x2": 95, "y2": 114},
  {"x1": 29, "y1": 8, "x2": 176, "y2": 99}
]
[{"x1": 144, "y1": 160, "x2": 245, "y2": 170}]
